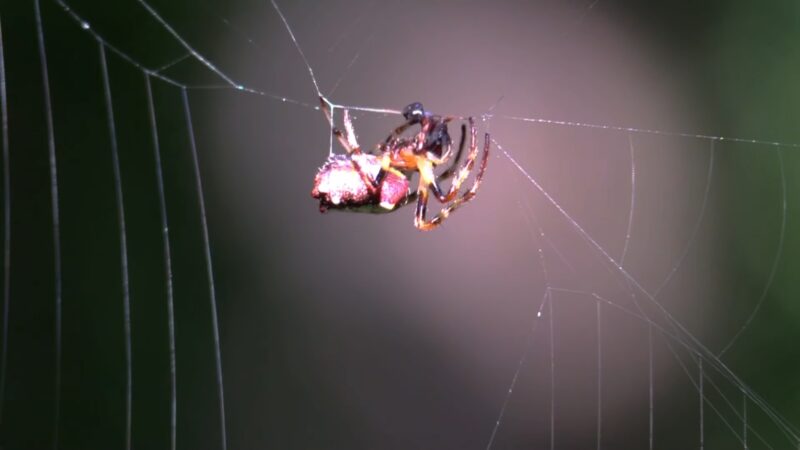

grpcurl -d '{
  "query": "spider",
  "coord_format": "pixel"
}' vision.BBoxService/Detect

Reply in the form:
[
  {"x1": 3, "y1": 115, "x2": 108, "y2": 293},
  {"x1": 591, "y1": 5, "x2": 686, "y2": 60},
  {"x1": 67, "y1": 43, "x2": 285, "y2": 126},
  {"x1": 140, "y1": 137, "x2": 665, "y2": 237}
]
[{"x1": 311, "y1": 97, "x2": 490, "y2": 231}]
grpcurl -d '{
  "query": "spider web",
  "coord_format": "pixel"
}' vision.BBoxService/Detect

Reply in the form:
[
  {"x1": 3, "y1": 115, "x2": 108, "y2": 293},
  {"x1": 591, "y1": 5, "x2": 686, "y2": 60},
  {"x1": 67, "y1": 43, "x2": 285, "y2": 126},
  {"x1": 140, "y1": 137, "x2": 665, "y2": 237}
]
[{"x1": 0, "y1": 0, "x2": 798, "y2": 449}]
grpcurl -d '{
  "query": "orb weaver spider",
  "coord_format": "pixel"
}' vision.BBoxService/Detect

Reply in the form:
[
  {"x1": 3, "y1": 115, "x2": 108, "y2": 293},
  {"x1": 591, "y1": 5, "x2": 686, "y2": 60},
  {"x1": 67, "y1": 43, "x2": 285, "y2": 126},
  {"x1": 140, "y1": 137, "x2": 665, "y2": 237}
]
[{"x1": 311, "y1": 97, "x2": 490, "y2": 231}]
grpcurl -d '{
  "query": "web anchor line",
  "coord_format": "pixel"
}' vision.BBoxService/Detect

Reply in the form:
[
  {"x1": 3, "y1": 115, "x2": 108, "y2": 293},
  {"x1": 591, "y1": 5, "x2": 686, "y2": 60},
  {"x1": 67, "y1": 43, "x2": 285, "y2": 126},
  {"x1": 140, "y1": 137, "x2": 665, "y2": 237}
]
[
  {"x1": 135, "y1": 0, "x2": 237, "y2": 88},
  {"x1": 501, "y1": 115, "x2": 800, "y2": 149},
  {"x1": 54, "y1": 0, "x2": 800, "y2": 151}
]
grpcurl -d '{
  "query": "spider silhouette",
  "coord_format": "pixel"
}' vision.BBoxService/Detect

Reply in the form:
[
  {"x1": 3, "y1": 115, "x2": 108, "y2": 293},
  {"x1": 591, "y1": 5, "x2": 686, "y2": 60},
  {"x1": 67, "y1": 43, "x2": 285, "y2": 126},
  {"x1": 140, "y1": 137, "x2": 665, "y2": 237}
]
[{"x1": 311, "y1": 97, "x2": 490, "y2": 231}]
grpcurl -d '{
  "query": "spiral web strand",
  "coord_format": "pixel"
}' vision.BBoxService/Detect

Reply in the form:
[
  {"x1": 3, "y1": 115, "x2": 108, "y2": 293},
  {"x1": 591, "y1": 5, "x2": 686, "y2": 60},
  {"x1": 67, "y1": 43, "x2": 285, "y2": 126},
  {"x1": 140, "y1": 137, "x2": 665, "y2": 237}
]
[{"x1": 495, "y1": 137, "x2": 796, "y2": 447}]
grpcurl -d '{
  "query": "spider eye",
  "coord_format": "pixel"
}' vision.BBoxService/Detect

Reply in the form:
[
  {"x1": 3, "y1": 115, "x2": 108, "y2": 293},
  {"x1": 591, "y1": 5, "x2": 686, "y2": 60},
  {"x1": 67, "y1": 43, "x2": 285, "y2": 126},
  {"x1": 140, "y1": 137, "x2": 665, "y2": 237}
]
[{"x1": 402, "y1": 102, "x2": 425, "y2": 123}]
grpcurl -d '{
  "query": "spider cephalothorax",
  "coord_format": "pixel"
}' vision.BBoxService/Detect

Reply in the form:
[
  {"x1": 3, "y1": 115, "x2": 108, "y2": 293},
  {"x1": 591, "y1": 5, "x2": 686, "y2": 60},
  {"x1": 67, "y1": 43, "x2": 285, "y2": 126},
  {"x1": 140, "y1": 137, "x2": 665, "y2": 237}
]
[{"x1": 311, "y1": 97, "x2": 489, "y2": 231}]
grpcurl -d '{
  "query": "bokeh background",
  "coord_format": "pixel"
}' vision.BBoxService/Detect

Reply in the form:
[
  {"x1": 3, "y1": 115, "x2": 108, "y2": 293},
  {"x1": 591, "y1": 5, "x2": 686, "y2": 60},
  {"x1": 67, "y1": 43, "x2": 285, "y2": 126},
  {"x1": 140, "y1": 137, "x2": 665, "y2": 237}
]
[{"x1": 1, "y1": 0, "x2": 799, "y2": 449}]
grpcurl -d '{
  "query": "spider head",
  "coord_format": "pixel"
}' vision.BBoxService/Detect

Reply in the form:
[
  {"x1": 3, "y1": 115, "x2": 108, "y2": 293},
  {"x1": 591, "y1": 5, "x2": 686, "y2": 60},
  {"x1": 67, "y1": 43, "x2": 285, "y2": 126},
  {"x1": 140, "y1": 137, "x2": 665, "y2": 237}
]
[{"x1": 402, "y1": 102, "x2": 426, "y2": 124}]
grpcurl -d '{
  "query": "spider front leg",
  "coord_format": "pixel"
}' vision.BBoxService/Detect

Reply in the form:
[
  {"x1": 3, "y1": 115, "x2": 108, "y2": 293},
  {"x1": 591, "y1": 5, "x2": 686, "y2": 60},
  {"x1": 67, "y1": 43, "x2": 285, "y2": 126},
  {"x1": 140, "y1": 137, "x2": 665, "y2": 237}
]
[
  {"x1": 319, "y1": 96, "x2": 362, "y2": 154},
  {"x1": 341, "y1": 108, "x2": 362, "y2": 153},
  {"x1": 421, "y1": 117, "x2": 482, "y2": 204},
  {"x1": 414, "y1": 133, "x2": 491, "y2": 231},
  {"x1": 319, "y1": 96, "x2": 380, "y2": 193},
  {"x1": 383, "y1": 123, "x2": 468, "y2": 213},
  {"x1": 435, "y1": 123, "x2": 467, "y2": 180}
]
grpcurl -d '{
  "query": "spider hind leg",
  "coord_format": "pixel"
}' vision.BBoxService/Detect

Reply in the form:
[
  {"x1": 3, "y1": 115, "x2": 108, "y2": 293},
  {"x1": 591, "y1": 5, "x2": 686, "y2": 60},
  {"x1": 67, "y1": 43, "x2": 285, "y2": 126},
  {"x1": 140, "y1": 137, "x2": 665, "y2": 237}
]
[{"x1": 414, "y1": 132, "x2": 490, "y2": 231}]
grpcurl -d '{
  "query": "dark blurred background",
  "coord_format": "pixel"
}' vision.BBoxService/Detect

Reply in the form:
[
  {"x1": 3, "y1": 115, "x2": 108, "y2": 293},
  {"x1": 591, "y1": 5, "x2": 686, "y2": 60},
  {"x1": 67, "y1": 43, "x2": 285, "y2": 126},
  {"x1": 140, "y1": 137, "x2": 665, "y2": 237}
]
[{"x1": 0, "y1": 0, "x2": 799, "y2": 449}]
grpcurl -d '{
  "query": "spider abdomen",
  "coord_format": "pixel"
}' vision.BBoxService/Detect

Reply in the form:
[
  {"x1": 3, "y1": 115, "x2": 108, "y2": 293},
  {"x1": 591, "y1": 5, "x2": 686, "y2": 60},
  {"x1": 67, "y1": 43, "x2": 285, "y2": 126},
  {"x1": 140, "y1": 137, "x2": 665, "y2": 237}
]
[{"x1": 311, "y1": 154, "x2": 409, "y2": 212}]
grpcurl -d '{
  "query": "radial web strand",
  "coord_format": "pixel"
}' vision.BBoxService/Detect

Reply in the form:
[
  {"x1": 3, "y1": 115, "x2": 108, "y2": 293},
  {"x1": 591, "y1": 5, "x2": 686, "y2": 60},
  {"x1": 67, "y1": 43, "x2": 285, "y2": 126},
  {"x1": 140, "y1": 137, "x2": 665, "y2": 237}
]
[
  {"x1": 596, "y1": 300, "x2": 602, "y2": 450},
  {"x1": 485, "y1": 203, "x2": 559, "y2": 450},
  {"x1": 619, "y1": 134, "x2": 636, "y2": 266},
  {"x1": 98, "y1": 42, "x2": 133, "y2": 450},
  {"x1": 0, "y1": 14, "x2": 10, "y2": 428},
  {"x1": 34, "y1": 1, "x2": 64, "y2": 447},
  {"x1": 144, "y1": 73, "x2": 177, "y2": 450},
  {"x1": 181, "y1": 88, "x2": 228, "y2": 450},
  {"x1": 648, "y1": 323, "x2": 653, "y2": 450}
]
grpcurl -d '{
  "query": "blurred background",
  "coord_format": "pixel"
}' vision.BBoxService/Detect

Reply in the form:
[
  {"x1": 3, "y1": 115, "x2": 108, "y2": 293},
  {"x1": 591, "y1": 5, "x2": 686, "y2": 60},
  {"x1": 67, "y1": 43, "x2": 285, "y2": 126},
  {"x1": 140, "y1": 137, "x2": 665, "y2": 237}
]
[{"x1": 0, "y1": 0, "x2": 799, "y2": 448}]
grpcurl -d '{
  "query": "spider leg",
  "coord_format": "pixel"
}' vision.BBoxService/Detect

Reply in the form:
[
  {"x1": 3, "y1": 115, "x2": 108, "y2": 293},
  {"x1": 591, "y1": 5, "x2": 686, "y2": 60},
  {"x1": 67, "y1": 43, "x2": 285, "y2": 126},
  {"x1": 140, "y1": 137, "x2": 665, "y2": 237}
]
[
  {"x1": 438, "y1": 124, "x2": 467, "y2": 180},
  {"x1": 372, "y1": 121, "x2": 414, "y2": 154},
  {"x1": 414, "y1": 133, "x2": 490, "y2": 231},
  {"x1": 377, "y1": 124, "x2": 466, "y2": 213},
  {"x1": 373, "y1": 114, "x2": 455, "y2": 154},
  {"x1": 319, "y1": 97, "x2": 379, "y2": 192},
  {"x1": 342, "y1": 109, "x2": 362, "y2": 153},
  {"x1": 319, "y1": 96, "x2": 361, "y2": 154},
  {"x1": 413, "y1": 185, "x2": 431, "y2": 230},
  {"x1": 421, "y1": 117, "x2": 481, "y2": 204},
  {"x1": 422, "y1": 119, "x2": 456, "y2": 164}
]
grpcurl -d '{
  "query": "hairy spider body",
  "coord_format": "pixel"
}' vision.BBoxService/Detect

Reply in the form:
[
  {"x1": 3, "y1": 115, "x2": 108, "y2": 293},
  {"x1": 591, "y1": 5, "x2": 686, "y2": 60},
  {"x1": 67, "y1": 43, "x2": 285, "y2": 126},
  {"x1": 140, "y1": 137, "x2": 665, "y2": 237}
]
[
  {"x1": 311, "y1": 97, "x2": 489, "y2": 230},
  {"x1": 312, "y1": 153, "x2": 410, "y2": 212}
]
